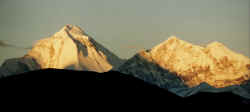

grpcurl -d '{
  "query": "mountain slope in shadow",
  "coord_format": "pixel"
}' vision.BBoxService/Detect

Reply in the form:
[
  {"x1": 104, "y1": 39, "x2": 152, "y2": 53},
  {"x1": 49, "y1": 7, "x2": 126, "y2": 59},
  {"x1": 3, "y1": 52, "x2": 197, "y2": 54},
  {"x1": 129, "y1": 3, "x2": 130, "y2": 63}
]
[{"x1": 0, "y1": 69, "x2": 249, "y2": 105}]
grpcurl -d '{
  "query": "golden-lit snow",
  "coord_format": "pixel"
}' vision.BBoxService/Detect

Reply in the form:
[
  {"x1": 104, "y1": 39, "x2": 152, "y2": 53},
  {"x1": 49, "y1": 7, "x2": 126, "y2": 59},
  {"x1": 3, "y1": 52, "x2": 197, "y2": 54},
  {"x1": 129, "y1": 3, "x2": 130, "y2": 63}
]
[
  {"x1": 139, "y1": 36, "x2": 250, "y2": 88},
  {"x1": 27, "y1": 24, "x2": 122, "y2": 72}
]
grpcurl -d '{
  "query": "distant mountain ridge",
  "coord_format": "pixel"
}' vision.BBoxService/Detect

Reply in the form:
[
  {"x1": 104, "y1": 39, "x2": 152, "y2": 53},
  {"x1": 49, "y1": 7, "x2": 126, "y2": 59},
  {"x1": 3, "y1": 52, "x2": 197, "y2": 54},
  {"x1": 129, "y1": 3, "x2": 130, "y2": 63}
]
[
  {"x1": 0, "y1": 24, "x2": 125, "y2": 77},
  {"x1": 118, "y1": 36, "x2": 250, "y2": 98}
]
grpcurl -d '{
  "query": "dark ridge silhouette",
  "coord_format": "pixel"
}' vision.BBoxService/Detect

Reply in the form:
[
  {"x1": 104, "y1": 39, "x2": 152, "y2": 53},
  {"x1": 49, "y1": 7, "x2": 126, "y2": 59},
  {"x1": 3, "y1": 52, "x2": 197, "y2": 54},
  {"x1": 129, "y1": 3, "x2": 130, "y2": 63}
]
[
  {"x1": 183, "y1": 92, "x2": 250, "y2": 105},
  {"x1": 0, "y1": 69, "x2": 249, "y2": 105}
]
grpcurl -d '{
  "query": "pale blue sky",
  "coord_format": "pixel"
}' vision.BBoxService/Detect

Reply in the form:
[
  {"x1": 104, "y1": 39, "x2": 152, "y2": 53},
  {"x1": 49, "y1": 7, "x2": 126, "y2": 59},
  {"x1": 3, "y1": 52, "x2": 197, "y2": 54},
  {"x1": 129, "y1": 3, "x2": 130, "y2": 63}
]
[{"x1": 0, "y1": 0, "x2": 249, "y2": 64}]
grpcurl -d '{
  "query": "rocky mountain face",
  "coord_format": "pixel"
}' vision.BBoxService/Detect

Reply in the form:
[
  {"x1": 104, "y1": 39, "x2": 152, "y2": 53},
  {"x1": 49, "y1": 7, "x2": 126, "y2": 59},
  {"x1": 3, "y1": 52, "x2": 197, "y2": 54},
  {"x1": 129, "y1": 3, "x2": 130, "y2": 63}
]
[
  {"x1": 118, "y1": 36, "x2": 250, "y2": 98},
  {"x1": 0, "y1": 56, "x2": 40, "y2": 77},
  {"x1": 0, "y1": 24, "x2": 124, "y2": 77}
]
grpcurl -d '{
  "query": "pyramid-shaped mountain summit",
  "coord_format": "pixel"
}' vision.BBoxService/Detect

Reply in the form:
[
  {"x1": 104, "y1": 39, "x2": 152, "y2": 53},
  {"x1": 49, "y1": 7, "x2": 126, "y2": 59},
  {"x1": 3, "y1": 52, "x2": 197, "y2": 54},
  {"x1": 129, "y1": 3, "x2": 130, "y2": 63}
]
[{"x1": 0, "y1": 24, "x2": 124, "y2": 77}]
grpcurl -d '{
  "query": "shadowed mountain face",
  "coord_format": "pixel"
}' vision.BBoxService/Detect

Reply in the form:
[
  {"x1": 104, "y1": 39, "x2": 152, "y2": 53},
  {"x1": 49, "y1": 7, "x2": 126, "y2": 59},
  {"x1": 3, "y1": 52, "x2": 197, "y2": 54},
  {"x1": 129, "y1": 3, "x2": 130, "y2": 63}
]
[
  {"x1": 0, "y1": 69, "x2": 249, "y2": 105},
  {"x1": 0, "y1": 55, "x2": 40, "y2": 77},
  {"x1": 0, "y1": 25, "x2": 125, "y2": 77},
  {"x1": 118, "y1": 36, "x2": 250, "y2": 98}
]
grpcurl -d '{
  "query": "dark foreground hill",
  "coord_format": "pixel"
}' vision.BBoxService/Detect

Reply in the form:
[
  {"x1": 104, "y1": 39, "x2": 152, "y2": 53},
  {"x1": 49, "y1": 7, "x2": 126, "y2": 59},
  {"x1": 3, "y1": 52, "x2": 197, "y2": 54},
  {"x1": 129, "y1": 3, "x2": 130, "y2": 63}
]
[{"x1": 0, "y1": 69, "x2": 249, "y2": 105}]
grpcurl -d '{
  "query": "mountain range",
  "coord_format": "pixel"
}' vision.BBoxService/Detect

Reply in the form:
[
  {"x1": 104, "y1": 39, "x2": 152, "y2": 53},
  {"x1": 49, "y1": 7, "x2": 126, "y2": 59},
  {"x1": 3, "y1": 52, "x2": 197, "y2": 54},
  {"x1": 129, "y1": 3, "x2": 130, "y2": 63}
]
[
  {"x1": 118, "y1": 36, "x2": 250, "y2": 98},
  {"x1": 0, "y1": 24, "x2": 249, "y2": 100}
]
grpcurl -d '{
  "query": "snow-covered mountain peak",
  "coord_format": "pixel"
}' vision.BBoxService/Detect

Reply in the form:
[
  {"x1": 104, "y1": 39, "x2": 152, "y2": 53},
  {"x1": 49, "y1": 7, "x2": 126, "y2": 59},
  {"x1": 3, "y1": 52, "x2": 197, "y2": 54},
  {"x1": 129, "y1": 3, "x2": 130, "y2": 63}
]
[
  {"x1": 119, "y1": 36, "x2": 250, "y2": 88},
  {"x1": 54, "y1": 24, "x2": 89, "y2": 40},
  {"x1": 0, "y1": 24, "x2": 124, "y2": 75}
]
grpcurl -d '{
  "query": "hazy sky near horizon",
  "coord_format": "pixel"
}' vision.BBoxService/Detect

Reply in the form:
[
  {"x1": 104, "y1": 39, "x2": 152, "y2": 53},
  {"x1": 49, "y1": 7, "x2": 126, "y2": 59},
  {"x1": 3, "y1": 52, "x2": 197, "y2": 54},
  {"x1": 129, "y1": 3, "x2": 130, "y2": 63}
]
[{"x1": 0, "y1": 0, "x2": 249, "y2": 64}]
